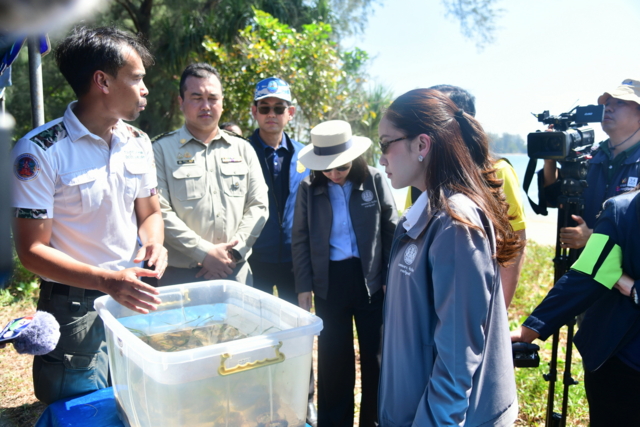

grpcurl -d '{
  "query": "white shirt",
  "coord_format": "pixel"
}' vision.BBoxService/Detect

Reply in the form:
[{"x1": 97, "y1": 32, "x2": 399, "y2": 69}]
[
  {"x1": 403, "y1": 189, "x2": 428, "y2": 232},
  {"x1": 11, "y1": 102, "x2": 157, "y2": 279}
]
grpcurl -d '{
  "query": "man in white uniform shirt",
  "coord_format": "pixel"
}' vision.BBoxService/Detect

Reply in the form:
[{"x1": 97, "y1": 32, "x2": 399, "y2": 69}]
[{"x1": 11, "y1": 26, "x2": 167, "y2": 404}]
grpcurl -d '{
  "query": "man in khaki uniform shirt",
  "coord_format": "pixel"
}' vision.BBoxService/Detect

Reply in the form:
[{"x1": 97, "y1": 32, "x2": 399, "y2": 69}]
[{"x1": 153, "y1": 63, "x2": 268, "y2": 285}]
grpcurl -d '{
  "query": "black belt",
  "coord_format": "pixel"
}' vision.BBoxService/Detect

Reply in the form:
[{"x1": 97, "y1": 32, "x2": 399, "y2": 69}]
[{"x1": 41, "y1": 280, "x2": 105, "y2": 298}]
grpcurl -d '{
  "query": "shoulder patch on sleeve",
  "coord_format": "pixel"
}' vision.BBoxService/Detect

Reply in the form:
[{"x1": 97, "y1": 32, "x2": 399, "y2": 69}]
[
  {"x1": 14, "y1": 153, "x2": 41, "y2": 181},
  {"x1": 151, "y1": 130, "x2": 176, "y2": 143},
  {"x1": 125, "y1": 124, "x2": 147, "y2": 139},
  {"x1": 29, "y1": 122, "x2": 67, "y2": 151},
  {"x1": 221, "y1": 128, "x2": 250, "y2": 143}
]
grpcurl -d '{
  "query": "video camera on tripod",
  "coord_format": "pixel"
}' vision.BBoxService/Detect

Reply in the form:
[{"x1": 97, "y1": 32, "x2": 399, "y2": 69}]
[
  {"x1": 523, "y1": 105, "x2": 604, "y2": 215},
  {"x1": 521, "y1": 104, "x2": 604, "y2": 427},
  {"x1": 528, "y1": 105, "x2": 602, "y2": 160}
]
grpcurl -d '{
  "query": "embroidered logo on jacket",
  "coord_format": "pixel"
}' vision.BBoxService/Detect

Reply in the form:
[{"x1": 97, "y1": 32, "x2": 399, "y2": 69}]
[
  {"x1": 30, "y1": 122, "x2": 67, "y2": 151},
  {"x1": 361, "y1": 189, "x2": 377, "y2": 208},
  {"x1": 617, "y1": 176, "x2": 639, "y2": 193},
  {"x1": 403, "y1": 244, "x2": 418, "y2": 265}
]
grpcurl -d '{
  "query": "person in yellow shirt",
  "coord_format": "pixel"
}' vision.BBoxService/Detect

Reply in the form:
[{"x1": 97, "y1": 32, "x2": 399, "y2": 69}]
[{"x1": 404, "y1": 84, "x2": 526, "y2": 307}]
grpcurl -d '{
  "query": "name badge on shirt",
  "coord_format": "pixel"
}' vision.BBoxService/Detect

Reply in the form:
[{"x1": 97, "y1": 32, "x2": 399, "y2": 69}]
[
  {"x1": 618, "y1": 176, "x2": 638, "y2": 193},
  {"x1": 177, "y1": 159, "x2": 195, "y2": 165},
  {"x1": 221, "y1": 157, "x2": 243, "y2": 163}
]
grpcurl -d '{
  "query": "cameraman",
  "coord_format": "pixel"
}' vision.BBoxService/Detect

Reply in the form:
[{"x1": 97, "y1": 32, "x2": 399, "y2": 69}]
[
  {"x1": 511, "y1": 186, "x2": 640, "y2": 426},
  {"x1": 542, "y1": 79, "x2": 640, "y2": 249}
]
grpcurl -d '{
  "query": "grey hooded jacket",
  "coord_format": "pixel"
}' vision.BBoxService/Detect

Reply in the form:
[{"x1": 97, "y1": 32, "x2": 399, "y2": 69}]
[{"x1": 378, "y1": 193, "x2": 517, "y2": 427}]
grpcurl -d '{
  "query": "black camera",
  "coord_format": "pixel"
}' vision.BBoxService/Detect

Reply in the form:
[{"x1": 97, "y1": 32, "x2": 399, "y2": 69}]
[
  {"x1": 512, "y1": 342, "x2": 540, "y2": 368},
  {"x1": 527, "y1": 105, "x2": 604, "y2": 161}
]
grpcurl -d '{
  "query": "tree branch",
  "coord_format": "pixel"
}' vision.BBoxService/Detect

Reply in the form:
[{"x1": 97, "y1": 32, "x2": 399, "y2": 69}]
[{"x1": 115, "y1": 0, "x2": 142, "y2": 34}]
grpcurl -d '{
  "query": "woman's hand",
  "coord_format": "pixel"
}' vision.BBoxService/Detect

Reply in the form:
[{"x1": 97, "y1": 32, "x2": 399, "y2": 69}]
[{"x1": 298, "y1": 292, "x2": 312, "y2": 311}]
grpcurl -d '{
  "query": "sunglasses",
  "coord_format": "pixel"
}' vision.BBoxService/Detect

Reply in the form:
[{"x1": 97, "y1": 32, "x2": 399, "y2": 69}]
[
  {"x1": 379, "y1": 135, "x2": 412, "y2": 154},
  {"x1": 322, "y1": 163, "x2": 352, "y2": 173},
  {"x1": 257, "y1": 105, "x2": 288, "y2": 115}
]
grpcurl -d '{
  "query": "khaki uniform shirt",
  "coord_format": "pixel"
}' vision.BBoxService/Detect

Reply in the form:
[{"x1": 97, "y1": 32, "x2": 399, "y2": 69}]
[{"x1": 153, "y1": 125, "x2": 268, "y2": 269}]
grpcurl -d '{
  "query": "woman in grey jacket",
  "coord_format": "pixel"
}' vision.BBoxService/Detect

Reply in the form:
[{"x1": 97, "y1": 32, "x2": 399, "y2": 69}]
[
  {"x1": 292, "y1": 120, "x2": 398, "y2": 427},
  {"x1": 377, "y1": 89, "x2": 522, "y2": 426}
]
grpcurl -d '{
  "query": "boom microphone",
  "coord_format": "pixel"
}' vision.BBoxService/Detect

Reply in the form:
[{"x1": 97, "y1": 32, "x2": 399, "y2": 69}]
[{"x1": 0, "y1": 311, "x2": 60, "y2": 355}]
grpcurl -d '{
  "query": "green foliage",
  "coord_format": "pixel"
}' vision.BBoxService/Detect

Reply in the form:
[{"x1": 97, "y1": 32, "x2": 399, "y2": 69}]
[
  {"x1": 489, "y1": 131, "x2": 526, "y2": 155},
  {"x1": 351, "y1": 83, "x2": 394, "y2": 165},
  {"x1": 443, "y1": 0, "x2": 504, "y2": 49},
  {"x1": 202, "y1": 10, "x2": 374, "y2": 142},
  {"x1": 4, "y1": 0, "x2": 378, "y2": 139},
  {"x1": 5, "y1": 47, "x2": 75, "y2": 140},
  {"x1": 0, "y1": 251, "x2": 39, "y2": 306}
]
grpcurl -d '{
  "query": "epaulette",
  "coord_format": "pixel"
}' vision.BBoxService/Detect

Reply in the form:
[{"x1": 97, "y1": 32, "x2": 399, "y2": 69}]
[
  {"x1": 30, "y1": 122, "x2": 68, "y2": 151},
  {"x1": 125, "y1": 124, "x2": 147, "y2": 139},
  {"x1": 221, "y1": 128, "x2": 250, "y2": 143},
  {"x1": 151, "y1": 130, "x2": 177, "y2": 143}
]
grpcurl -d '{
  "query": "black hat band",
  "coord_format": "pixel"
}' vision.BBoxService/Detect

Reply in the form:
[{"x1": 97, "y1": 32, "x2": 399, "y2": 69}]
[{"x1": 313, "y1": 138, "x2": 353, "y2": 156}]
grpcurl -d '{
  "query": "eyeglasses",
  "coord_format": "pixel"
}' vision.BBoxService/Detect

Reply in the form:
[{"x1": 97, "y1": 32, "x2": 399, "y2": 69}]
[
  {"x1": 322, "y1": 163, "x2": 352, "y2": 173},
  {"x1": 379, "y1": 136, "x2": 412, "y2": 154},
  {"x1": 257, "y1": 105, "x2": 288, "y2": 115}
]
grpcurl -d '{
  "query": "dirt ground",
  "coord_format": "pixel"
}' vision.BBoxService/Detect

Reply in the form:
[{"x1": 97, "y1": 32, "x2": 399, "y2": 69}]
[
  {"x1": 0, "y1": 300, "x2": 47, "y2": 426},
  {"x1": 0, "y1": 300, "x2": 362, "y2": 427}
]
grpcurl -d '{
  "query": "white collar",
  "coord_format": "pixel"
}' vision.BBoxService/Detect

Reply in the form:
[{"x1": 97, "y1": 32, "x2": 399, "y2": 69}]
[{"x1": 403, "y1": 189, "x2": 428, "y2": 232}]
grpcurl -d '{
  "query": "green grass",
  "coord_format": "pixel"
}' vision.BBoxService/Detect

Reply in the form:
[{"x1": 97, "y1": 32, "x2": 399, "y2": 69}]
[
  {"x1": 510, "y1": 241, "x2": 590, "y2": 426},
  {"x1": 0, "y1": 251, "x2": 39, "y2": 307}
]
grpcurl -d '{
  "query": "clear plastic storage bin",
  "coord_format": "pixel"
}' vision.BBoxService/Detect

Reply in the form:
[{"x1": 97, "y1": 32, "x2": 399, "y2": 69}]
[{"x1": 94, "y1": 280, "x2": 322, "y2": 427}]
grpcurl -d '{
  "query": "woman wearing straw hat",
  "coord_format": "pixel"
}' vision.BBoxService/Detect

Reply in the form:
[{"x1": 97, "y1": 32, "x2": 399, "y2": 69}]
[
  {"x1": 292, "y1": 120, "x2": 398, "y2": 427},
  {"x1": 376, "y1": 89, "x2": 522, "y2": 426}
]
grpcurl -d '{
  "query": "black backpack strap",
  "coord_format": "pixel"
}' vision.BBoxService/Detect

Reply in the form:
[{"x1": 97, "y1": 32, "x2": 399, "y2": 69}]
[{"x1": 523, "y1": 157, "x2": 549, "y2": 216}]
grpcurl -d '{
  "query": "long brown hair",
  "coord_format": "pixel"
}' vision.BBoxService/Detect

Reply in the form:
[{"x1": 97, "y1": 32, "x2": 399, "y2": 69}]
[{"x1": 384, "y1": 88, "x2": 521, "y2": 265}]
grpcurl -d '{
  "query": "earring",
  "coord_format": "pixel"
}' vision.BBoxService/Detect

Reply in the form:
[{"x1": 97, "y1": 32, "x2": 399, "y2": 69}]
[{"x1": 418, "y1": 155, "x2": 424, "y2": 162}]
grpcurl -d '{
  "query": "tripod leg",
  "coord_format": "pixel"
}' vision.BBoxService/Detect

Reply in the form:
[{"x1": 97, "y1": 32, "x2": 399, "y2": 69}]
[
  {"x1": 560, "y1": 319, "x2": 579, "y2": 427},
  {"x1": 545, "y1": 331, "x2": 561, "y2": 427}
]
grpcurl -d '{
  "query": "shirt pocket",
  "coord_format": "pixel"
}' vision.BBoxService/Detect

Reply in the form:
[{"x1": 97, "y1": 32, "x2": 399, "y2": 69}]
[
  {"x1": 172, "y1": 165, "x2": 205, "y2": 201},
  {"x1": 59, "y1": 168, "x2": 104, "y2": 213},
  {"x1": 124, "y1": 160, "x2": 149, "y2": 203},
  {"x1": 219, "y1": 162, "x2": 248, "y2": 197}
]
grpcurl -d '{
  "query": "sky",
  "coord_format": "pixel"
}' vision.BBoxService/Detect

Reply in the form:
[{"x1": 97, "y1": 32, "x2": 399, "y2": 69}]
[{"x1": 344, "y1": 0, "x2": 640, "y2": 143}]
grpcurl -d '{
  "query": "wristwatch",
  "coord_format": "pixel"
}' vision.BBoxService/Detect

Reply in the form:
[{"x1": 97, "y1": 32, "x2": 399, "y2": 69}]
[
  {"x1": 230, "y1": 249, "x2": 242, "y2": 262},
  {"x1": 631, "y1": 282, "x2": 639, "y2": 306}
]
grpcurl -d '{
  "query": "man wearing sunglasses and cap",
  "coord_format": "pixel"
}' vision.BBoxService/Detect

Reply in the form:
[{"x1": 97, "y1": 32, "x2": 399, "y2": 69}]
[
  {"x1": 246, "y1": 77, "x2": 316, "y2": 425},
  {"x1": 541, "y1": 78, "x2": 640, "y2": 250}
]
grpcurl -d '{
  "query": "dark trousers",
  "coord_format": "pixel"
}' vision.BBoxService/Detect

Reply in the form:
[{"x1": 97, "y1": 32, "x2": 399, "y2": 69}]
[
  {"x1": 248, "y1": 259, "x2": 298, "y2": 306},
  {"x1": 315, "y1": 258, "x2": 383, "y2": 427},
  {"x1": 34, "y1": 281, "x2": 109, "y2": 404},
  {"x1": 249, "y1": 258, "x2": 315, "y2": 403},
  {"x1": 584, "y1": 356, "x2": 640, "y2": 426}
]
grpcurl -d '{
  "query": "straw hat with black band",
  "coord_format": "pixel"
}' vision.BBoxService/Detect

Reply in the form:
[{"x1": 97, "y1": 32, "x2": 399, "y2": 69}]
[{"x1": 298, "y1": 120, "x2": 372, "y2": 171}]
